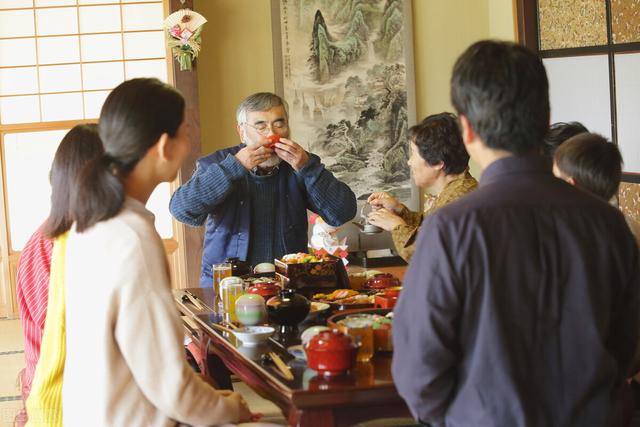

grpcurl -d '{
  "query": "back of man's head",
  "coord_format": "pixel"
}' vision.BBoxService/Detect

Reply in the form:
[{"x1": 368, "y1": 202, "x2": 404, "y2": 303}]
[
  {"x1": 553, "y1": 133, "x2": 623, "y2": 201},
  {"x1": 544, "y1": 121, "x2": 589, "y2": 158},
  {"x1": 451, "y1": 40, "x2": 550, "y2": 155}
]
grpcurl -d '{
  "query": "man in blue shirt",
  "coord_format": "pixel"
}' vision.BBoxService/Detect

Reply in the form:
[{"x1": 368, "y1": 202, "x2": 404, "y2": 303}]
[
  {"x1": 392, "y1": 40, "x2": 640, "y2": 427},
  {"x1": 170, "y1": 92, "x2": 356, "y2": 287}
]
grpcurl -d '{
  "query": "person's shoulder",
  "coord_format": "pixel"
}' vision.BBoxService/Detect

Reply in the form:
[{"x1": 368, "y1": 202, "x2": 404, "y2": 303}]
[
  {"x1": 71, "y1": 205, "x2": 158, "y2": 253},
  {"x1": 198, "y1": 144, "x2": 243, "y2": 168},
  {"x1": 21, "y1": 226, "x2": 53, "y2": 256},
  {"x1": 436, "y1": 176, "x2": 625, "y2": 226}
]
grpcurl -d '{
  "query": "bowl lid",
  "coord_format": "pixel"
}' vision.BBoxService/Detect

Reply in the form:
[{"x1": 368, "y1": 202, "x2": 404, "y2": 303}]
[
  {"x1": 249, "y1": 281, "x2": 280, "y2": 290},
  {"x1": 306, "y1": 330, "x2": 355, "y2": 351},
  {"x1": 235, "y1": 293, "x2": 265, "y2": 306}
]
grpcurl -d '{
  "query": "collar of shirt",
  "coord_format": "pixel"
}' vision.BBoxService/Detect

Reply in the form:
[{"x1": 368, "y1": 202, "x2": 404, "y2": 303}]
[
  {"x1": 252, "y1": 165, "x2": 279, "y2": 177},
  {"x1": 479, "y1": 155, "x2": 551, "y2": 188},
  {"x1": 124, "y1": 196, "x2": 155, "y2": 222}
]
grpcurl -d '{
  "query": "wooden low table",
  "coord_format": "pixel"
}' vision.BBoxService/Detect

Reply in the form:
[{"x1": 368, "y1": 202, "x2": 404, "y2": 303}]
[{"x1": 175, "y1": 287, "x2": 411, "y2": 427}]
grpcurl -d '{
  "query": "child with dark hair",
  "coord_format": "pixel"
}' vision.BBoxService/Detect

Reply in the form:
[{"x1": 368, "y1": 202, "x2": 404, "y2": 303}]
[
  {"x1": 553, "y1": 132, "x2": 640, "y2": 246},
  {"x1": 16, "y1": 124, "x2": 103, "y2": 427},
  {"x1": 543, "y1": 121, "x2": 588, "y2": 158},
  {"x1": 59, "y1": 78, "x2": 254, "y2": 426}
]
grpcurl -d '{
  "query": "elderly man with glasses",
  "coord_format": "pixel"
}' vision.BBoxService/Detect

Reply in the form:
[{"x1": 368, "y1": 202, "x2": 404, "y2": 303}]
[{"x1": 170, "y1": 92, "x2": 357, "y2": 288}]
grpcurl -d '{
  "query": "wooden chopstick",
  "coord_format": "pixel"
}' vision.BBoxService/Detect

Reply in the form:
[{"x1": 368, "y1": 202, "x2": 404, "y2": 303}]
[
  {"x1": 184, "y1": 291, "x2": 204, "y2": 310},
  {"x1": 225, "y1": 322, "x2": 239, "y2": 330},
  {"x1": 269, "y1": 351, "x2": 294, "y2": 381},
  {"x1": 207, "y1": 322, "x2": 236, "y2": 335}
]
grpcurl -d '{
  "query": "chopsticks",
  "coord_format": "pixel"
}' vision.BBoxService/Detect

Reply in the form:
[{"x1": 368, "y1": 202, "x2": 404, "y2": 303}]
[
  {"x1": 183, "y1": 290, "x2": 204, "y2": 310},
  {"x1": 269, "y1": 351, "x2": 294, "y2": 381},
  {"x1": 207, "y1": 322, "x2": 236, "y2": 335},
  {"x1": 206, "y1": 318, "x2": 293, "y2": 381}
]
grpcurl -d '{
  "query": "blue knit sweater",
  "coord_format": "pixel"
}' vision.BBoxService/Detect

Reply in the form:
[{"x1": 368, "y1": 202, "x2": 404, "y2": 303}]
[
  {"x1": 169, "y1": 144, "x2": 357, "y2": 287},
  {"x1": 246, "y1": 172, "x2": 285, "y2": 265}
]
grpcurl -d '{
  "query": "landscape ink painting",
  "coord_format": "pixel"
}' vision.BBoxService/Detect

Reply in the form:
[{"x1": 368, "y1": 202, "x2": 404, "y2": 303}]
[{"x1": 274, "y1": 0, "x2": 416, "y2": 203}]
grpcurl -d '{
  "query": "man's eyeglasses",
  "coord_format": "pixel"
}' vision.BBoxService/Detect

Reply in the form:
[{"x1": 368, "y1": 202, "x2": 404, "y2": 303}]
[{"x1": 243, "y1": 121, "x2": 288, "y2": 135}]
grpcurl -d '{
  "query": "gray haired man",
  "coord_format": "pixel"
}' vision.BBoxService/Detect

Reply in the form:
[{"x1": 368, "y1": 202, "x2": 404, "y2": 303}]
[{"x1": 170, "y1": 92, "x2": 357, "y2": 287}]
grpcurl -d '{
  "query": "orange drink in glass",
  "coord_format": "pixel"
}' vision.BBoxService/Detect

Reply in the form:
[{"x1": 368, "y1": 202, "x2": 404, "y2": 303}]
[
  {"x1": 340, "y1": 316, "x2": 374, "y2": 362},
  {"x1": 219, "y1": 276, "x2": 244, "y2": 324},
  {"x1": 212, "y1": 263, "x2": 232, "y2": 312}
]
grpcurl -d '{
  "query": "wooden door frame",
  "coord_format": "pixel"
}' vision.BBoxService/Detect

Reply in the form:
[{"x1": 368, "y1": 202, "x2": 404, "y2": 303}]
[{"x1": 169, "y1": 0, "x2": 204, "y2": 290}]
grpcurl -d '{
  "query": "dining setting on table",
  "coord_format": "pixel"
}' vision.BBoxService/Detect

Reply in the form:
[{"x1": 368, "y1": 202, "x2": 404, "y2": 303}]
[{"x1": 174, "y1": 253, "x2": 412, "y2": 427}]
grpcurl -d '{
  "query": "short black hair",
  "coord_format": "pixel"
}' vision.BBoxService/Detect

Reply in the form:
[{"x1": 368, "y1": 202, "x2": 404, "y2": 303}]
[
  {"x1": 553, "y1": 133, "x2": 622, "y2": 200},
  {"x1": 544, "y1": 121, "x2": 589, "y2": 158},
  {"x1": 451, "y1": 40, "x2": 550, "y2": 155},
  {"x1": 408, "y1": 112, "x2": 469, "y2": 175}
]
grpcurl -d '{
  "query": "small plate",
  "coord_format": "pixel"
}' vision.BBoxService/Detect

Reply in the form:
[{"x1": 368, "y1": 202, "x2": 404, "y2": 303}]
[
  {"x1": 288, "y1": 344, "x2": 306, "y2": 361},
  {"x1": 309, "y1": 301, "x2": 330, "y2": 314}
]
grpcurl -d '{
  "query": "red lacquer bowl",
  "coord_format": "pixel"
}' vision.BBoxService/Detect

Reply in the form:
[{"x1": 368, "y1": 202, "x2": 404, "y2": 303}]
[
  {"x1": 247, "y1": 281, "x2": 280, "y2": 300},
  {"x1": 305, "y1": 330, "x2": 358, "y2": 376},
  {"x1": 364, "y1": 273, "x2": 401, "y2": 290}
]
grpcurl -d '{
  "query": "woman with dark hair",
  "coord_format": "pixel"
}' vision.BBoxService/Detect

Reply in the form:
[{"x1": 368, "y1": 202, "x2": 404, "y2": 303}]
[
  {"x1": 367, "y1": 113, "x2": 478, "y2": 262},
  {"x1": 16, "y1": 124, "x2": 103, "y2": 426},
  {"x1": 61, "y1": 79, "x2": 253, "y2": 426}
]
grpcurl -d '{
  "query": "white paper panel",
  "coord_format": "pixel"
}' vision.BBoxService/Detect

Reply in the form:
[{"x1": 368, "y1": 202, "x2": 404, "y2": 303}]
[
  {"x1": 125, "y1": 59, "x2": 167, "y2": 82},
  {"x1": 82, "y1": 61, "x2": 123, "y2": 90},
  {"x1": 0, "y1": 95, "x2": 39, "y2": 124},
  {"x1": 147, "y1": 182, "x2": 173, "y2": 238},
  {"x1": 40, "y1": 92, "x2": 83, "y2": 121},
  {"x1": 37, "y1": 36, "x2": 80, "y2": 64},
  {"x1": 0, "y1": 67, "x2": 38, "y2": 95},
  {"x1": 0, "y1": 9, "x2": 34, "y2": 38},
  {"x1": 79, "y1": 5, "x2": 121, "y2": 34},
  {"x1": 123, "y1": 31, "x2": 165, "y2": 59},
  {"x1": 544, "y1": 55, "x2": 612, "y2": 139},
  {"x1": 122, "y1": 3, "x2": 163, "y2": 31},
  {"x1": 0, "y1": 38, "x2": 36, "y2": 67},
  {"x1": 39, "y1": 64, "x2": 82, "y2": 92},
  {"x1": 0, "y1": 0, "x2": 33, "y2": 9},
  {"x1": 78, "y1": 0, "x2": 116, "y2": 4},
  {"x1": 36, "y1": 7, "x2": 78, "y2": 36},
  {"x1": 35, "y1": 0, "x2": 75, "y2": 5},
  {"x1": 615, "y1": 53, "x2": 640, "y2": 173},
  {"x1": 83, "y1": 90, "x2": 108, "y2": 118},
  {"x1": 3, "y1": 130, "x2": 68, "y2": 250},
  {"x1": 80, "y1": 33, "x2": 122, "y2": 61},
  {"x1": 122, "y1": 0, "x2": 160, "y2": 2}
]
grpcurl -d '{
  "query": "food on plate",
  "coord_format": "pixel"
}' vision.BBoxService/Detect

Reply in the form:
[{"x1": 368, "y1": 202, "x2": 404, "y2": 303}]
[
  {"x1": 313, "y1": 289, "x2": 359, "y2": 301},
  {"x1": 281, "y1": 252, "x2": 329, "y2": 264},
  {"x1": 244, "y1": 276, "x2": 277, "y2": 284},
  {"x1": 372, "y1": 314, "x2": 392, "y2": 330},
  {"x1": 309, "y1": 301, "x2": 330, "y2": 313}
]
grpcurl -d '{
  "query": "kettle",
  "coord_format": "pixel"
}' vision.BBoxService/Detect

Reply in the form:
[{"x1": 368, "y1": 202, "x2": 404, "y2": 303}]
[{"x1": 352, "y1": 203, "x2": 382, "y2": 234}]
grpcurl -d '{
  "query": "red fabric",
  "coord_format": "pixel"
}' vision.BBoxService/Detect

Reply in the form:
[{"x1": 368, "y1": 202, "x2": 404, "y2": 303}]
[
  {"x1": 186, "y1": 340, "x2": 207, "y2": 375},
  {"x1": 16, "y1": 227, "x2": 53, "y2": 401}
]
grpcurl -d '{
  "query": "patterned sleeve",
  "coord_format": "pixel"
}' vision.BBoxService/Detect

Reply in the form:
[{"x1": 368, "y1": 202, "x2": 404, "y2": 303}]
[
  {"x1": 169, "y1": 154, "x2": 247, "y2": 226},
  {"x1": 391, "y1": 224, "x2": 419, "y2": 262}
]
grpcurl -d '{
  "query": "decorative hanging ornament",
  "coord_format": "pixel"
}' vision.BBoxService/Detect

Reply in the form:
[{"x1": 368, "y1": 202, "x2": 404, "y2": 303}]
[{"x1": 164, "y1": 8, "x2": 207, "y2": 71}]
